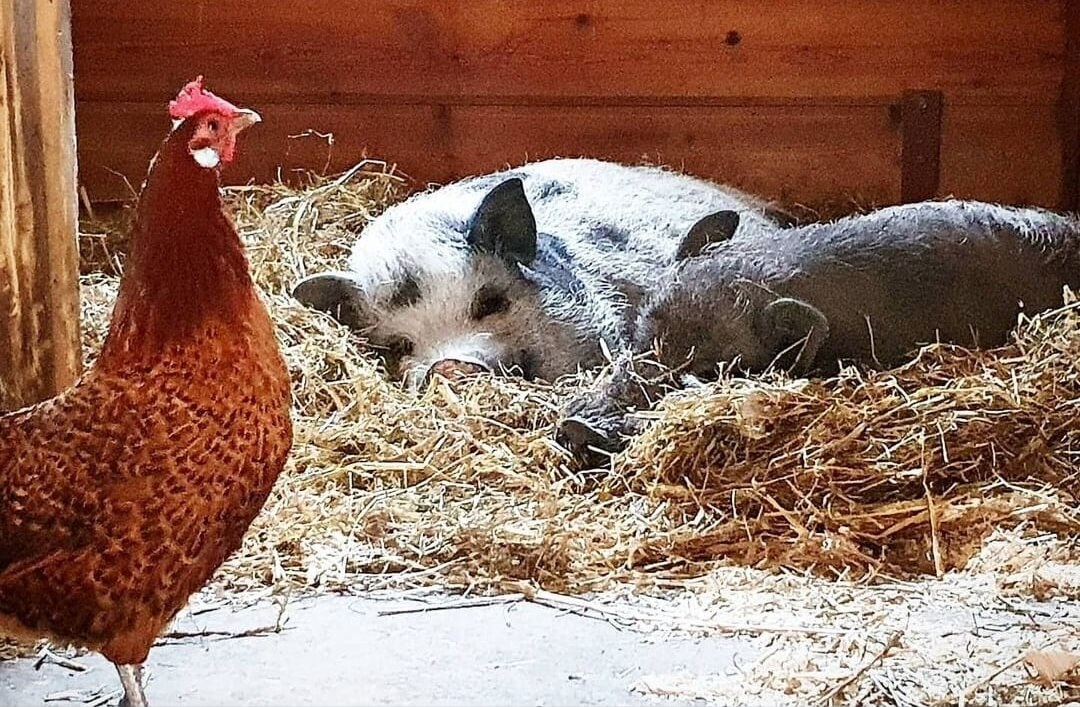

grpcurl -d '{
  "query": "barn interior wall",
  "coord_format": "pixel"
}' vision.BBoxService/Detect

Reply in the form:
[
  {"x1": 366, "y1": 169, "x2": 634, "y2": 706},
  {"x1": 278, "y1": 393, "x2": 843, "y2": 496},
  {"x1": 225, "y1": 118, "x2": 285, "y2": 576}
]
[{"x1": 70, "y1": 1, "x2": 1075, "y2": 214}]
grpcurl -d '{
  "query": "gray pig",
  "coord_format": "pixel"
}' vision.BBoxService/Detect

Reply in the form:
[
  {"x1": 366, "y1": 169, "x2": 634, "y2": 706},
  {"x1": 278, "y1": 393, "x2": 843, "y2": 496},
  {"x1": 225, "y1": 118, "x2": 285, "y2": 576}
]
[
  {"x1": 292, "y1": 158, "x2": 785, "y2": 388},
  {"x1": 558, "y1": 200, "x2": 1080, "y2": 461}
]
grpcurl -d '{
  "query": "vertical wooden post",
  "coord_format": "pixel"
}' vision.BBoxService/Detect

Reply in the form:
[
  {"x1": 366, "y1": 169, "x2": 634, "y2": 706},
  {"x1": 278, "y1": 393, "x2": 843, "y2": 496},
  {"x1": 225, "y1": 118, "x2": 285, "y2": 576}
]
[
  {"x1": 1061, "y1": 0, "x2": 1080, "y2": 212},
  {"x1": 0, "y1": 0, "x2": 81, "y2": 410},
  {"x1": 899, "y1": 90, "x2": 944, "y2": 204}
]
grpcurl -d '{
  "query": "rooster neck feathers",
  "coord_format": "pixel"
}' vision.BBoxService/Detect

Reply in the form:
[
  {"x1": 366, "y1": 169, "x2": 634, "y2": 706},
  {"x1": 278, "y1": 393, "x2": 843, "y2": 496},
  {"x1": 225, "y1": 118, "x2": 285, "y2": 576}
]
[{"x1": 100, "y1": 117, "x2": 255, "y2": 364}]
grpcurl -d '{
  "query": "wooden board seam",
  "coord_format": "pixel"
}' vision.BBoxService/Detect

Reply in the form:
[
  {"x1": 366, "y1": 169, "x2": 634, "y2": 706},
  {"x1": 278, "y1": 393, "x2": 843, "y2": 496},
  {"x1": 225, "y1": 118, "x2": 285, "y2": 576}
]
[{"x1": 72, "y1": 94, "x2": 1057, "y2": 109}]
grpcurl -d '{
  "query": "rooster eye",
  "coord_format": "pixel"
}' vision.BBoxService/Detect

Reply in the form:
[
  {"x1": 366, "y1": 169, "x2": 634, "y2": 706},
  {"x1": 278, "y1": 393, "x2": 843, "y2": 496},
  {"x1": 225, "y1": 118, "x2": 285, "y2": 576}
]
[{"x1": 207, "y1": 119, "x2": 219, "y2": 132}]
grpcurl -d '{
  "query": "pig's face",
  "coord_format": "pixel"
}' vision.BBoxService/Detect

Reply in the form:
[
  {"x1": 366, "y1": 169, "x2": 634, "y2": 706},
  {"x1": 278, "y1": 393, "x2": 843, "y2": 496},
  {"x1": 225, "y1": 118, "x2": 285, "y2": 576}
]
[
  {"x1": 634, "y1": 276, "x2": 765, "y2": 376},
  {"x1": 636, "y1": 211, "x2": 831, "y2": 377},
  {"x1": 293, "y1": 178, "x2": 600, "y2": 388},
  {"x1": 639, "y1": 275, "x2": 830, "y2": 378},
  {"x1": 634, "y1": 211, "x2": 766, "y2": 375}
]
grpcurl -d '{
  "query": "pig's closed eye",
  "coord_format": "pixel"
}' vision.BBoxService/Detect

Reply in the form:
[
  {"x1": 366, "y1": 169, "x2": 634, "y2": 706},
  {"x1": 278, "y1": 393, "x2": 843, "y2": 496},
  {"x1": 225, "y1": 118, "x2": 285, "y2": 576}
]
[{"x1": 470, "y1": 286, "x2": 510, "y2": 320}]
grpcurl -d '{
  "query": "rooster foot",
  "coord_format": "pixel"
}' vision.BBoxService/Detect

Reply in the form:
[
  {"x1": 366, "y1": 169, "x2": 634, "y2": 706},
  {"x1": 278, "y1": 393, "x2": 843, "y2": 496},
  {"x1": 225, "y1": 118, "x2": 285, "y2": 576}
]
[{"x1": 116, "y1": 664, "x2": 148, "y2": 707}]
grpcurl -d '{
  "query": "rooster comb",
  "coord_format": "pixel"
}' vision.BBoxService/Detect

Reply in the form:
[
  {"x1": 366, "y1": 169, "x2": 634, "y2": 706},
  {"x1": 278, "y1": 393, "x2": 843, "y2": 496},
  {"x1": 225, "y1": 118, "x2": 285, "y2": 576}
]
[{"x1": 168, "y1": 76, "x2": 243, "y2": 120}]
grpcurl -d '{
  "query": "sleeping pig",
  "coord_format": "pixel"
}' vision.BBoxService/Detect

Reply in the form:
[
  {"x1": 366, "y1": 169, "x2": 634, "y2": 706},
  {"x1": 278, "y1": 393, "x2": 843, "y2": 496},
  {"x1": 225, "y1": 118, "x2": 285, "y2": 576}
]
[
  {"x1": 558, "y1": 200, "x2": 1080, "y2": 461},
  {"x1": 292, "y1": 158, "x2": 786, "y2": 388}
]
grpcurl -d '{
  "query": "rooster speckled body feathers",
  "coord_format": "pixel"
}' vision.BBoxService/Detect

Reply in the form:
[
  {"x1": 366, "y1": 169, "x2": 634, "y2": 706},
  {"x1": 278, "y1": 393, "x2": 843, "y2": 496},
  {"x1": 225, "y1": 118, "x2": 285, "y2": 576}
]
[{"x1": 0, "y1": 78, "x2": 292, "y2": 706}]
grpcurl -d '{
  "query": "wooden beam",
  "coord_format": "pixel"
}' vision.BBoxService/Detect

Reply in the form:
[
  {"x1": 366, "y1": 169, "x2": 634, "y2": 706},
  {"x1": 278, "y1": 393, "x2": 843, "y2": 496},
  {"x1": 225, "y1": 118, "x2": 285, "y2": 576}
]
[
  {"x1": 71, "y1": 0, "x2": 1063, "y2": 105},
  {"x1": 0, "y1": 0, "x2": 81, "y2": 410},
  {"x1": 899, "y1": 90, "x2": 944, "y2": 203},
  {"x1": 75, "y1": 99, "x2": 904, "y2": 211},
  {"x1": 1061, "y1": 0, "x2": 1080, "y2": 211}
]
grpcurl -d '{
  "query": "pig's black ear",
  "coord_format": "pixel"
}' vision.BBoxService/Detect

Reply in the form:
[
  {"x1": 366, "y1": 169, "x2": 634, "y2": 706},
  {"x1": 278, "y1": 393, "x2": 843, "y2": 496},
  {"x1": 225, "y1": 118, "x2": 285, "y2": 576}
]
[
  {"x1": 292, "y1": 271, "x2": 375, "y2": 331},
  {"x1": 676, "y1": 210, "x2": 740, "y2": 260},
  {"x1": 468, "y1": 178, "x2": 538, "y2": 265},
  {"x1": 755, "y1": 297, "x2": 829, "y2": 375}
]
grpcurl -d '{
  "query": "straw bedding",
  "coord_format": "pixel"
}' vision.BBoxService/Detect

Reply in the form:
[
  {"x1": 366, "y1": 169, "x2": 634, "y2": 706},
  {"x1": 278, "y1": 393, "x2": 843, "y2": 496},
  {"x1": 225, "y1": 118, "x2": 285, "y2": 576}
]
[
  {"x1": 5, "y1": 163, "x2": 1077, "y2": 691},
  {"x1": 71, "y1": 162, "x2": 1079, "y2": 595}
]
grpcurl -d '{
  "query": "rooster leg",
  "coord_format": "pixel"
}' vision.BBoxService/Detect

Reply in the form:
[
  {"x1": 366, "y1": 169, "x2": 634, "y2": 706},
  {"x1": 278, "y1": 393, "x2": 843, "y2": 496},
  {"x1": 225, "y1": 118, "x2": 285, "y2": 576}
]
[{"x1": 115, "y1": 663, "x2": 148, "y2": 707}]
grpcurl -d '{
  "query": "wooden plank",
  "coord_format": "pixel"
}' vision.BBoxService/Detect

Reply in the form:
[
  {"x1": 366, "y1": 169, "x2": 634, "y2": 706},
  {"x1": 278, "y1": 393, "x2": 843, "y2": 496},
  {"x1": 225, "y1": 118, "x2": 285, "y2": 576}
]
[
  {"x1": 75, "y1": 102, "x2": 455, "y2": 200},
  {"x1": 70, "y1": 0, "x2": 1064, "y2": 105},
  {"x1": 75, "y1": 101, "x2": 901, "y2": 211},
  {"x1": 899, "y1": 90, "x2": 944, "y2": 202},
  {"x1": 0, "y1": 0, "x2": 82, "y2": 409},
  {"x1": 78, "y1": 100, "x2": 1067, "y2": 213},
  {"x1": 939, "y1": 104, "x2": 1064, "y2": 207},
  {"x1": 447, "y1": 104, "x2": 902, "y2": 214},
  {"x1": 1061, "y1": 0, "x2": 1080, "y2": 211}
]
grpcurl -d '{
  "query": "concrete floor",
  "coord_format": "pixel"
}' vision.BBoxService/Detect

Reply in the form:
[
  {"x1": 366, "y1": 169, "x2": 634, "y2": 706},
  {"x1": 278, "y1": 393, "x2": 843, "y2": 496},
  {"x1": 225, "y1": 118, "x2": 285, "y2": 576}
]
[{"x1": 2, "y1": 594, "x2": 754, "y2": 706}]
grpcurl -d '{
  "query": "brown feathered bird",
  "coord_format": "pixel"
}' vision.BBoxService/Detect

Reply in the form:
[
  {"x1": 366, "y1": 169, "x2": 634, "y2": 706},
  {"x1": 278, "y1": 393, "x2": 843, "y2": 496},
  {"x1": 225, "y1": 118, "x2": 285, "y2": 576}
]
[{"x1": 0, "y1": 78, "x2": 293, "y2": 707}]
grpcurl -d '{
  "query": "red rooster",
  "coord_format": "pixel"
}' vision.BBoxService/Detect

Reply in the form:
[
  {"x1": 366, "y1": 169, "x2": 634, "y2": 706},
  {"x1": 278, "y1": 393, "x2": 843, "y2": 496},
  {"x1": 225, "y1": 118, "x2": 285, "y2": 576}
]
[{"x1": 0, "y1": 79, "x2": 293, "y2": 707}]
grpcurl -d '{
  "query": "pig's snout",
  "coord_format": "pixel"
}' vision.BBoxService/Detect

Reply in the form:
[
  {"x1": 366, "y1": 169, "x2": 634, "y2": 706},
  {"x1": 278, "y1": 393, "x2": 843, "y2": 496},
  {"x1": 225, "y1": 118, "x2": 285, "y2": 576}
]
[
  {"x1": 555, "y1": 415, "x2": 628, "y2": 469},
  {"x1": 424, "y1": 358, "x2": 491, "y2": 385}
]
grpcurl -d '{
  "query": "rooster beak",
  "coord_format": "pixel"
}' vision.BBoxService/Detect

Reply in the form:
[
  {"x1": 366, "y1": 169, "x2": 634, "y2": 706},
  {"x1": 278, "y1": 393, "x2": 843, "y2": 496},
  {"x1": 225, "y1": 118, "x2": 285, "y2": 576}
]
[{"x1": 232, "y1": 109, "x2": 262, "y2": 133}]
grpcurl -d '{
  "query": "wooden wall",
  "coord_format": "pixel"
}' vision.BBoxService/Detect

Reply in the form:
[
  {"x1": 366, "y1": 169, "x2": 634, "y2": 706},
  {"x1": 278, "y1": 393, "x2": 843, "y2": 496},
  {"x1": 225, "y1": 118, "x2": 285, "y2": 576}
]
[{"x1": 72, "y1": 1, "x2": 1079, "y2": 213}]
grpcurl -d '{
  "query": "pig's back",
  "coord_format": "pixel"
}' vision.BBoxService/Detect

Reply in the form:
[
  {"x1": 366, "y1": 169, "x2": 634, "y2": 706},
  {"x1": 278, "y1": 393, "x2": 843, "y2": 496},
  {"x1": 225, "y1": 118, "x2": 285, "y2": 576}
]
[
  {"x1": 364, "y1": 158, "x2": 780, "y2": 313},
  {"x1": 517, "y1": 159, "x2": 778, "y2": 291},
  {"x1": 774, "y1": 201, "x2": 1080, "y2": 367}
]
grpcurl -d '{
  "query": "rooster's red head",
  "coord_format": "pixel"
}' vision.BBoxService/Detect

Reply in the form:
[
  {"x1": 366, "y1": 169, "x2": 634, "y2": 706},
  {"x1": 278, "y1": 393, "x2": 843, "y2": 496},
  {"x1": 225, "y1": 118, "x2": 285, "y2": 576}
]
[{"x1": 169, "y1": 76, "x2": 260, "y2": 168}]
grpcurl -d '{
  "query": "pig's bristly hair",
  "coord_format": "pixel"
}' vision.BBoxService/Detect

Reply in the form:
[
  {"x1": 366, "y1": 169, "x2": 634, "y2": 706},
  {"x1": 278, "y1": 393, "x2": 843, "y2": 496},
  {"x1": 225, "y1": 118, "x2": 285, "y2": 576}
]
[{"x1": 98, "y1": 110, "x2": 255, "y2": 364}]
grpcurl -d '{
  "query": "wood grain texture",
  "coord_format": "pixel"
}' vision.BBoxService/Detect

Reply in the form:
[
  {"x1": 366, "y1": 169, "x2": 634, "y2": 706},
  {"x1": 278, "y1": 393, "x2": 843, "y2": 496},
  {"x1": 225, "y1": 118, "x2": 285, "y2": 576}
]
[
  {"x1": 69, "y1": 1, "x2": 1070, "y2": 212},
  {"x1": 76, "y1": 100, "x2": 901, "y2": 209},
  {"x1": 75, "y1": 102, "x2": 451, "y2": 198},
  {"x1": 0, "y1": 0, "x2": 82, "y2": 409},
  {"x1": 447, "y1": 104, "x2": 903, "y2": 212},
  {"x1": 899, "y1": 90, "x2": 943, "y2": 203},
  {"x1": 79, "y1": 99, "x2": 1066, "y2": 213},
  {"x1": 1061, "y1": 0, "x2": 1080, "y2": 210},
  {"x1": 939, "y1": 104, "x2": 1064, "y2": 208},
  {"x1": 71, "y1": 0, "x2": 1064, "y2": 104}
]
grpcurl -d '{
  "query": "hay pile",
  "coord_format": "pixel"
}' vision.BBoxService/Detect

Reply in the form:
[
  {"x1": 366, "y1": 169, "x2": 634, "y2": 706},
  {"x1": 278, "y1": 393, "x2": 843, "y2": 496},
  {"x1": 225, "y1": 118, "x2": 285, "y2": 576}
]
[
  {"x1": 73, "y1": 163, "x2": 1079, "y2": 596},
  {"x1": 624, "y1": 312, "x2": 1080, "y2": 578}
]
